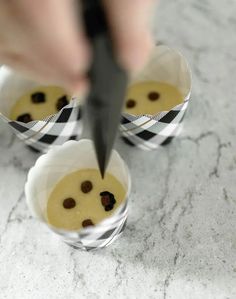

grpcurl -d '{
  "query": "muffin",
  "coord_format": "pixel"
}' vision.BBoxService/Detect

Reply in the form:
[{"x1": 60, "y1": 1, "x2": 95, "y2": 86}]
[
  {"x1": 10, "y1": 86, "x2": 69, "y2": 122},
  {"x1": 47, "y1": 168, "x2": 126, "y2": 231}
]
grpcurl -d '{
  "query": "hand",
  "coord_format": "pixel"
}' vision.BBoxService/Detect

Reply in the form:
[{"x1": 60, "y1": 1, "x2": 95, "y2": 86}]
[{"x1": 0, "y1": 0, "x2": 154, "y2": 93}]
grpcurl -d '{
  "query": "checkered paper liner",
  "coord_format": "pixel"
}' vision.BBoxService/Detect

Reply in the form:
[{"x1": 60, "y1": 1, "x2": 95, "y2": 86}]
[
  {"x1": 0, "y1": 66, "x2": 83, "y2": 152},
  {"x1": 53, "y1": 199, "x2": 128, "y2": 251},
  {"x1": 120, "y1": 44, "x2": 192, "y2": 150},
  {"x1": 25, "y1": 140, "x2": 131, "y2": 251},
  {"x1": 121, "y1": 96, "x2": 190, "y2": 150}
]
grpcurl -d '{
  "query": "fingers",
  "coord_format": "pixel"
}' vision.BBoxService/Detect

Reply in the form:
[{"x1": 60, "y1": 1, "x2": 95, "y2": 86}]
[
  {"x1": 0, "y1": 0, "x2": 90, "y2": 94},
  {"x1": 103, "y1": 0, "x2": 154, "y2": 72},
  {"x1": 25, "y1": 0, "x2": 90, "y2": 76},
  {"x1": 0, "y1": 49, "x2": 89, "y2": 95},
  {"x1": 0, "y1": 0, "x2": 154, "y2": 93}
]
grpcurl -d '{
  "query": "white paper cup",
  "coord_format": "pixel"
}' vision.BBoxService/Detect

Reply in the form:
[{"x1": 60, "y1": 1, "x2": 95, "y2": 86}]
[
  {"x1": 120, "y1": 44, "x2": 192, "y2": 150},
  {"x1": 25, "y1": 139, "x2": 131, "y2": 251},
  {"x1": 0, "y1": 66, "x2": 83, "y2": 152}
]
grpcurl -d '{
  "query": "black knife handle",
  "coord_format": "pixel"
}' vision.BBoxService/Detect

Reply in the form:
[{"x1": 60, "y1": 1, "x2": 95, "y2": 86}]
[
  {"x1": 81, "y1": 0, "x2": 108, "y2": 39},
  {"x1": 81, "y1": 0, "x2": 125, "y2": 106}
]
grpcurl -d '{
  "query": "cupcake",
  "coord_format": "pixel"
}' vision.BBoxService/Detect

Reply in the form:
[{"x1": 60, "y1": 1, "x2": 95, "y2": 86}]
[
  {"x1": 25, "y1": 139, "x2": 131, "y2": 251},
  {"x1": 120, "y1": 44, "x2": 191, "y2": 150},
  {"x1": 0, "y1": 66, "x2": 83, "y2": 152}
]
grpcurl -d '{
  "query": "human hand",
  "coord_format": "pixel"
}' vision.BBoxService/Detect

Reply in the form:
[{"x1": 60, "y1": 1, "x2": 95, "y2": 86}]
[{"x1": 0, "y1": 0, "x2": 154, "y2": 93}]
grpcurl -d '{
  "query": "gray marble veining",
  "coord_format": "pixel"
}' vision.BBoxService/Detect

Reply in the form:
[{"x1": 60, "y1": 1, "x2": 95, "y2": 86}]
[{"x1": 1, "y1": 0, "x2": 236, "y2": 298}]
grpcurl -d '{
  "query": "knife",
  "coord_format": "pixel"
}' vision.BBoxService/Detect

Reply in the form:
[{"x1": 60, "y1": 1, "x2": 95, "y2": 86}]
[{"x1": 81, "y1": 0, "x2": 128, "y2": 178}]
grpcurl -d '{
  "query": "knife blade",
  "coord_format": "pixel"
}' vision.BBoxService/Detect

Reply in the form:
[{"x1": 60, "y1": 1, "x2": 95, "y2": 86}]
[{"x1": 81, "y1": 0, "x2": 128, "y2": 178}]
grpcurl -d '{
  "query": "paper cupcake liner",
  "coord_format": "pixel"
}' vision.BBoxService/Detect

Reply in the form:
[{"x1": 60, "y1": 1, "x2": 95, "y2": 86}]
[
  {"x1": 25, "y1": 140, "x2": 131, "y2": 251},
  {"x1": 0, "y1": 66, "x2": 83, "y2": 152},
  {"x1": 120, "y1": 44, "x2": 192, "y2": 150}
]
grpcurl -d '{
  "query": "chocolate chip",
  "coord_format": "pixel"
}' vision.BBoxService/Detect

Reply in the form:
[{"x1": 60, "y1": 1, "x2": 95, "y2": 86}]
[
  {"x1": 100, "y1": 191, "x2": 116, "y2": 211},
  {"x1": 101, "y1": 194, "x2": 111, "y2": 207},
  {"x1": 56, "y1": 95, "x2": 69, "y2": 111},
  {"x1": 110, "y1": 194, "x2": 116, "y2": 205},
  {"x1": 31, "y1": 92, "x2": 46, "y2": 103},
  {"x1": 126, "y1": 99, "x2": 136, "y2": 108},
  {"x1": 100, "y1": 191, "x2": 110, "y2": 200},
  {"x1": 63, "y1": 197, "x2": 76, "y2": 209},
  {"x1": 148, "y1": 91, "x2": 160, "y2": 101},
  {"x1": 82, "y1": 219, "x2": 94, "y2": 228},
  {"x1": 16, "y1": 113, "x2": 33, "y2": 123},
  {"x1": 81, "y1": 181, "x2": 93, "y2": 193},
  {"x1": 105, "y1": 205, "x2": 114, "y2": 211}
]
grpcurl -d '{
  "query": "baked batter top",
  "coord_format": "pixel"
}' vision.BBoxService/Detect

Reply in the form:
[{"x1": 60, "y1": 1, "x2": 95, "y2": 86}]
[
  {"x1": 10, "y1": 86, "x2": 69, "y2": 122},
  {"x1": 124, "y1": 81, "x2": 183, "y2": 115},
  {"x1": 47, "y1": 169, "x2": 126, "y2": 231}
]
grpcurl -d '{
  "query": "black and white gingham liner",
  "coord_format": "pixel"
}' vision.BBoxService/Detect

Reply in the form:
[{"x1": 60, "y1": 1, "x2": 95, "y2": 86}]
[
  {"x1": 51, "y1": 199, "x2": 128, "y2": 251},
  {"x1": 120, "y1": 94, "x2": 190, "y2": 150},
  {"x1": 0, "y1": 98, "x2": 83, "y2": 152},
  {"x1": 119, "y1": 43, "x2": 192, "y2": 150},
  {"x1": 25, "y1": 139, "x2": 130, "y2": 251}
]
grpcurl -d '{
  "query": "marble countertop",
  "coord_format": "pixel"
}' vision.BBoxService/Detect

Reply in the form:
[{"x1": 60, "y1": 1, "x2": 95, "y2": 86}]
[{"x1": 1, "y1": 0, "x2": 236, "y2": 298}]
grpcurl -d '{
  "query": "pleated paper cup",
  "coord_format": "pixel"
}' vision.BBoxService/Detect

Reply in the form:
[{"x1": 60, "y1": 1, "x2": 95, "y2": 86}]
[
  {"x1": 0, "y1": 66, "x2": 83, "y2": 152},
  {"x1": 25, "y1": 139, "x2": 130, "y2": 251},
  {"x1": 120, "y1": 44, "x2": 191, "y2": 150}
]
